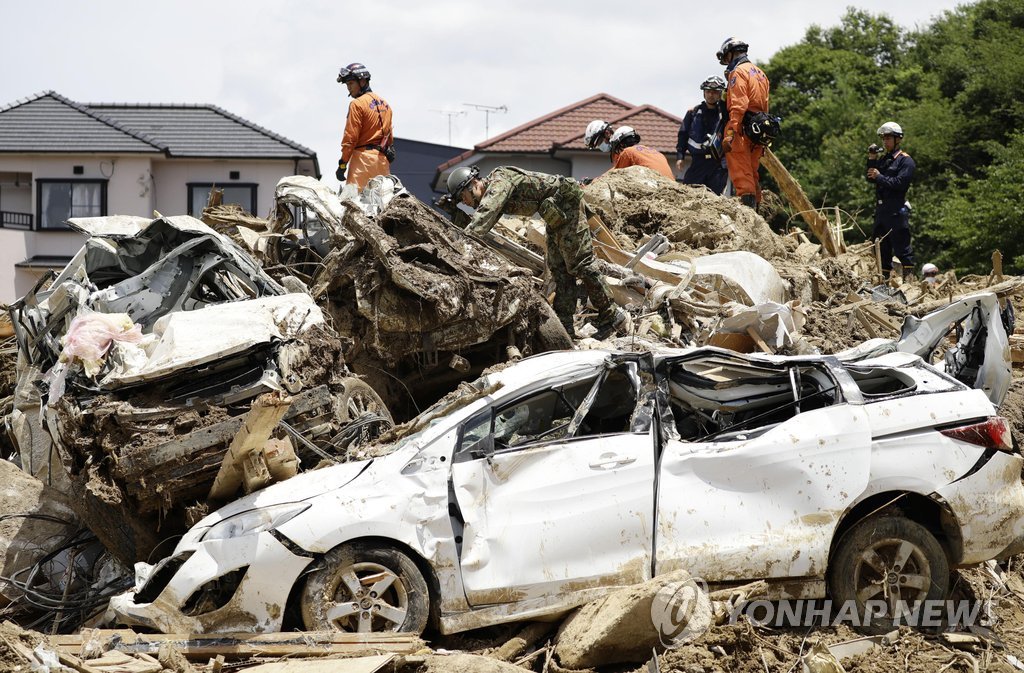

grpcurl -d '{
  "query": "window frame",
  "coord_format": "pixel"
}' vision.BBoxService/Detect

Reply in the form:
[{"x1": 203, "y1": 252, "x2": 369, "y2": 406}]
[
  {"x1": 187, "y1": 182, "x2": 258, "y2": 216},
  {"x1": 34, "y1": 179, "x2": 108, "y2": 231}
]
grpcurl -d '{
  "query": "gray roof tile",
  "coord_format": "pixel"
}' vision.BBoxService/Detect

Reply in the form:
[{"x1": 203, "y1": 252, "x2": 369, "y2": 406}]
[
  {"x1": 87, "y1": 103, "x2": 315, "y2": 159},
  {"x1": 0, "y1": 91, "x2": 163, "y2": 153},
  {"x1": 0, "y1": 91, "x2": 316, "y2": 160}
]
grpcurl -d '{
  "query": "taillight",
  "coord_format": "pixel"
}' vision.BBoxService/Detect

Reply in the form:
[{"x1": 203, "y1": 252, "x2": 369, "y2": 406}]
[{"x1": 940, "y1": 417, "x2": 1014, "y2": 452}]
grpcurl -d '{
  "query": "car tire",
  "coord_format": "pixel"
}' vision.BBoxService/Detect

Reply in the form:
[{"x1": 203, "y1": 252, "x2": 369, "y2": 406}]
[
  {"x1": 300, "y1": 541, "x2": 430, "y2": 634},
  {"x1": 337, "y1": 378, "x2": 393, "y2": 425},
  {"x1": 828, "y1": 515, "x2": 949, "y2": 635}
]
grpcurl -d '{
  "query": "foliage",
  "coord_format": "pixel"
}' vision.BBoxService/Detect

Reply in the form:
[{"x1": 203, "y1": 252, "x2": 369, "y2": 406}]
[{"x1": 761, "y1": 1, "x2": 1024, "y2": 274}]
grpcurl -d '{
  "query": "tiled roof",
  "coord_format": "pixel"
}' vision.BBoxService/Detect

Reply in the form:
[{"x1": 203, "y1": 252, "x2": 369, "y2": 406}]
[
  {"x1": 479, "y1": 93, "x2": 634, "y2": 153},
  {"x1": 554, "y1": 104, "x2": 682, "y2": 153},
  {"x1": 437, "y1": 93, "x2": 634, "y2": 173},
  {"x1": 0, "y1": 91, "x2": 316, "y2": 161},
  {"x1": 0, "y1": 91, "x2": 164, "y2": 154},
  {"x1": 87, "y1": 103, "x2": 316, "y2": 159}
]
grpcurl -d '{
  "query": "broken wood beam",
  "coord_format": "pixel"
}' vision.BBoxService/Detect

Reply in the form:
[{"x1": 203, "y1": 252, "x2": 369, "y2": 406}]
[
  {"x1": 52, "y1": 631, "x2": 424, "y2": 661},
  {"x1": 587, "y1": 214, "x2": 627, "y2": 251},
  {"x1": 759, "y1": 148, "x2": 839, "y2": 257},
  {"x1": 745, "y1": 327, "x2": 774, "y2": 354},
  {"x1": 209, "y1": 391, "x2": 292, "y2": 501}
]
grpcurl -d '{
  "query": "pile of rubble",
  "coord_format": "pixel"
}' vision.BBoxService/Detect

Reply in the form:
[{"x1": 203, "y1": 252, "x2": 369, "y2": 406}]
[{"x1": 2, "y1": 166, "x2": 1024, "y2": 672}]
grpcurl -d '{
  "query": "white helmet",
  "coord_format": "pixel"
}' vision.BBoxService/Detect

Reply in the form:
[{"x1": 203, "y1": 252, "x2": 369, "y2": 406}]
[
  {"x1": 922, "y1": 263, "x2": 939, "y2": 275},
  {"x1": 609, "y1": 126, "x2": 641, "y2": 152},
  {"x1": 584, "y1": 120, "x2": 611, "y2": 150},
  {"x1": 877, "y1": 121, "x2": 903, "y2": 137}
]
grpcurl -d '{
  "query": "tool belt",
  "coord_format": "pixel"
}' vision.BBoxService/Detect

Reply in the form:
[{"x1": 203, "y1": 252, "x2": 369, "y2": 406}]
[{"x1": 361, "y1": 143, "x2": 396, "y2": 163}]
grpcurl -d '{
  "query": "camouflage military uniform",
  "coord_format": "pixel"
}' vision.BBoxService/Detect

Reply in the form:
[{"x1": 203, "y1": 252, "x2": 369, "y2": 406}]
[{"x1": 465, "y1": 166, "x2": 615, "y2": 334}]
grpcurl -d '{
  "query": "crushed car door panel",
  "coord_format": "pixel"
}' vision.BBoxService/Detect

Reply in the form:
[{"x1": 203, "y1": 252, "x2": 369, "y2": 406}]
[
  {"x1": 451, "y1": 366, "x2": 654, "y2": 606},
  {"x1": 657, "y1": 356, "x2": 871, "y2": 582}
]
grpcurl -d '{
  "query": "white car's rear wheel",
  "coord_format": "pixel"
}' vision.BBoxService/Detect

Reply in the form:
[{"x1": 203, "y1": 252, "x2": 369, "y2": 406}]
[
  {"x1": 829, "y1": 516, "x2": 949, "y2": 634},
  {"x1": 301, "y1": 542, "x2": 429, "y2": 634}
]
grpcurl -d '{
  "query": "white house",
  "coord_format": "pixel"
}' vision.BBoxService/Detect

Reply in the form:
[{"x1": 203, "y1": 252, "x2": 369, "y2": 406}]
[{"x1": 0, "y1": 91, "x2": 319, "y2": 302}]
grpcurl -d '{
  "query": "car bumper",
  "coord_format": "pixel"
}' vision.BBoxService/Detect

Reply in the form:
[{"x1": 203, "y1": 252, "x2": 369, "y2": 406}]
[
  {"x1": 937, "y1": 450, "x2": 1024, "y2": 565},
  {"x1": 109, "y1": 531, "x2": 313, "y2": 634}
]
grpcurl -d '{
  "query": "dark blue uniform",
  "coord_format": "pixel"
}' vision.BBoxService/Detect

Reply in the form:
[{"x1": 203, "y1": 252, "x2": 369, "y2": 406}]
[
  {"x1": 676, "y1": 101, "x2": 728, "y2": 194},
  {"x1": 869, "y1": 149, "x2": 916, "y2": 273}
]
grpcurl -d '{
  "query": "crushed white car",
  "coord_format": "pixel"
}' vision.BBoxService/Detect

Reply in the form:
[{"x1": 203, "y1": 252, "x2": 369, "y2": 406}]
[{"x1": 109, "y1": 293, "x2": 1024, "y2": 635}]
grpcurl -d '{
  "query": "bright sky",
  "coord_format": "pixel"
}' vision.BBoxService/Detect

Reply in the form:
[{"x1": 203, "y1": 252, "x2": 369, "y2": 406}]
[{"x1": 1, "y1": 1, "x2": 968, "y2": 173}]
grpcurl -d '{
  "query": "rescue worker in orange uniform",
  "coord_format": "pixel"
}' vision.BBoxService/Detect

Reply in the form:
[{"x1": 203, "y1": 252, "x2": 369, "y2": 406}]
[
  {"x1": 718, "y1": 37, "x2": 770, "y2": 209},
  {"x1": 583, "y1": 121, "x2": 674, "y2": 180},
  {"x1": 336, "y1": 62, "x2": 394, "y2": 190}
]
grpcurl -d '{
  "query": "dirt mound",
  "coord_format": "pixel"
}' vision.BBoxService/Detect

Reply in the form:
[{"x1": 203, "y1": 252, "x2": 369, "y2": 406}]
[{"x1": 584, "y1": 166, "x2": 792, "y2": 262}]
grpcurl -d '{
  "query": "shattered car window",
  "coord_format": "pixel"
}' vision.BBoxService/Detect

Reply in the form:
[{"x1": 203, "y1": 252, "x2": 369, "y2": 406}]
[
  {"x1": 845, "y1": 366, "x2": 917, "y2": 397},
  {"x1": 456, "y1": 367, "x2": 643, "y2": 457},
  {"x1": 667, "y1": 355, "x2": 841, "y2": 441}
]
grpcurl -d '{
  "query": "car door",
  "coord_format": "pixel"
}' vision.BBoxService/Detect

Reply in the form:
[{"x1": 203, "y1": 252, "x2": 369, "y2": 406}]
[
  {"x1": 656, "y1": 358, "x2": 872, "y2": 584},
  {"x1": 451, "y1": 364, "x2": 655, "y2": 606}
]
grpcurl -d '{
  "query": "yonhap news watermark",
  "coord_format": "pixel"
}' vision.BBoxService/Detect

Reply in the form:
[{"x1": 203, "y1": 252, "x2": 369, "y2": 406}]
[
  {"x1": 723, "y1": 598, "x2": 983, "y2": 628},
  {"x1": 651, "y1": 578, "x2": 984, "y2": 647}
]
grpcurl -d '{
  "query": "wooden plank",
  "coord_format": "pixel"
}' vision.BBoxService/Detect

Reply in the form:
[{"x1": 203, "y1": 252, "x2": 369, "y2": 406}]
[
  {"x1": 759, "y1": 148, "x2": 839, "y2": 256},
  {"x1": 587, "y1": 215, "x2": 627, "y2": 251},
  {"x1": 116, "y1": 386, "x2": 332, "y2": 480},
  {"x1": 53, "y1": 631, "x2": 423, "y2": 662},
  {"x1": 852, "y1": 308, "x2": 879, "y2": 338},
  {"x1": 595, "y1": 243, "x2": 690, "y2": 286},
  {"x1": 745, "y1": 327, "x2": 774, "y2": 354},
  {"x1": 242, "y1": 656, "x2": 394, "y2": 673},
  {"x1": 209, "y1": 392, "x2": 292, "y2": 500}
]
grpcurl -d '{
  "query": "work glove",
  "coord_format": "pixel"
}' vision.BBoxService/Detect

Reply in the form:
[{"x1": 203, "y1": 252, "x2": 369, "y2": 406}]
[
  {"x1": 722, "y1": 135, "x2": 733, "y2": 154},
  {"x1": 335, "y1": 160, "x2": 347, "y2": 181}
]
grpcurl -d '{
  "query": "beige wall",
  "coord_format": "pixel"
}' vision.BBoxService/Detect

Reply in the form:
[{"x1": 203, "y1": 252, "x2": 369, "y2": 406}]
[
  {"x1": 0, "y1": 154, "x2": 304, "y2": 303},
  {"x1": 152, "y1": 159, "x2": 303, "y2": 219}
]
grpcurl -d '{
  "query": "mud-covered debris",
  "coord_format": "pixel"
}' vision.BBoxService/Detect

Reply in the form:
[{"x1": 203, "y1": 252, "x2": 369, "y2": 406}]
[
  {"x1": 584, "y1": 166, "x2": 791, "y2": 262},
  {"x1": 264, "y1": 177, "x2": 571, "y2": 418}
]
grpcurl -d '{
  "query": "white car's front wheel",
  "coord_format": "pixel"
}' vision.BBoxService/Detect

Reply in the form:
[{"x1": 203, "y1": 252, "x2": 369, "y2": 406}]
[
  {"x1": 301, "y1": 542, "x2": 430, "y2": 634},
  {"x1": 829, "y1": 515, "x2": 949, "y2": 635}
]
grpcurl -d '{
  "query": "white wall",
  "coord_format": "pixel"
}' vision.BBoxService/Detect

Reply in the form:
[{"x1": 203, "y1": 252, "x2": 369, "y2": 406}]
[
  {"x1": 0, "y1": 154, "x2": 304, "y2": 302},
  {"x1": 0, "y1": 154, "x2": 160, "y2": 303},
  {"x1": 151, "y1": 158, "x2": 302, "y2": 219}
]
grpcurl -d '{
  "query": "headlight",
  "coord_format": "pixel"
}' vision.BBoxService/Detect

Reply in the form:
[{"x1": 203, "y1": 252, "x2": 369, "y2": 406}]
[{"x1": 202, "y1": 503, "x2": 310, "y2": 541}]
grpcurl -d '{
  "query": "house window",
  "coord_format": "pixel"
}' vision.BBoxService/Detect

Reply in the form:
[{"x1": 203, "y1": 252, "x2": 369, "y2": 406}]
[
  {"x1": 188, "y1": 183, "x2": 257, "y2": 216},
  {"x1": 36, "y1": 180, "x2": 107, "y2": 230}
]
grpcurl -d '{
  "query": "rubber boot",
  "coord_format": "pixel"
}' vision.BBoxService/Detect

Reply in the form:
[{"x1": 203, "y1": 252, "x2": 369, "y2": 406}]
[{"x1": 740, "y1": 194, "x2": 757, "y2": 209}]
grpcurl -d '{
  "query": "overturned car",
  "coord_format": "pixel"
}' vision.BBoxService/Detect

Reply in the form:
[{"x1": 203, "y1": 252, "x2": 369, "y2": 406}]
[
  {"x1": 8, "y1": 215, "x2": 390, "y2": 564},
  {"x1": 109, "y1": 293, "x2": 1024, "y2": 635}
]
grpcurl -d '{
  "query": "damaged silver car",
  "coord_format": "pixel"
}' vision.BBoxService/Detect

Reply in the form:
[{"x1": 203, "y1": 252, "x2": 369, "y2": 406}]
[
  {"x1": 8, "y1": 215, "x2": 390, "y2": 564},
  {"x1": 108, "y1": 291, "x2": 1024, "y2": 635}
]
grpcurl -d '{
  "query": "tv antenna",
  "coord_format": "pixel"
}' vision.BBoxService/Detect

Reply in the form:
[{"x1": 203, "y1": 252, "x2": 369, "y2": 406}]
[
  {"x1": 431, "y1": 109, "x2": 467, "y2": 145},
  {"x1": 463, "y1": 103, "x2": 508, "y2": 138}
]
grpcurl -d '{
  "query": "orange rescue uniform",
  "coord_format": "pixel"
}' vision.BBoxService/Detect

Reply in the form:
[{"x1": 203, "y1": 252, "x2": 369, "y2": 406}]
[
  {"x1": 611, "y1": 144, "x2": 675, "y2": 180},
  {"x1": 724, "y1": 60, "x2": 770, "y2": 201},
  {"x1": 341, "y1": 91, "x2": 394, "y2": 189}
]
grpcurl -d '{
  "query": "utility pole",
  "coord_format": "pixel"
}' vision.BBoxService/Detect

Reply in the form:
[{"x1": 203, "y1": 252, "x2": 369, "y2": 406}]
[
  {"x1": 431, "y1": 109, "x2": 467, "y2": 145},
  {"x1": 463, "y1": 103, "x2": 508, "y2": 139}
]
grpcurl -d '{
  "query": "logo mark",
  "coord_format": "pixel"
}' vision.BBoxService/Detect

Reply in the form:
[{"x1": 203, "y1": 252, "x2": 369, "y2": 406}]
[{"x1": 650, "y1": 576, "x2": 713, "y2": 648}]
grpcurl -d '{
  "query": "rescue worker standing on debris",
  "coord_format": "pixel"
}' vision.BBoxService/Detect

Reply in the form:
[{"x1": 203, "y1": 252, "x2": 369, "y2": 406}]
[
  {"x1": 676, "y1": 77, "x2": 729, "y2": 194},
  {"x1": 867, "y1": 121, "x2": 916, "y2": 278},
  {"x1": 336, "y1": 62, "x2": 394, "y2": 190},
  {"x1": 584, "y1": 121, "x2": 675, "y2": 180},
  {"x1": 447, "y1": 166, "x2": 627, "y2": 338},
  {"x1": 719, "y1": 38, "x2": 770, "y2": 209}
]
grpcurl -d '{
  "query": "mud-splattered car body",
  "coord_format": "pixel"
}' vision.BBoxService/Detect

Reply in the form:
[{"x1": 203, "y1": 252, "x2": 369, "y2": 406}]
[{"x1": 109, "y1": 293, "x2": 1024, "y2": 634}]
